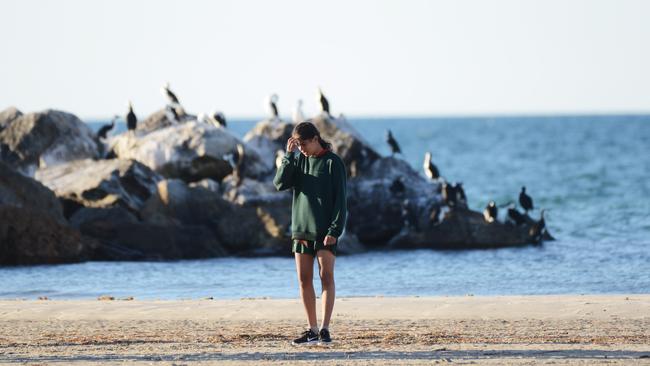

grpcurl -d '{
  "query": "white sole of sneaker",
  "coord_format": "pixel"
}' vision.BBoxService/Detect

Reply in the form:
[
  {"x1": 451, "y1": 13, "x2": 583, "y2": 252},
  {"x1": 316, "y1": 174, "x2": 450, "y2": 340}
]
[{"x1": 291, "y1": 340, "x2": 319, "y2": 346}]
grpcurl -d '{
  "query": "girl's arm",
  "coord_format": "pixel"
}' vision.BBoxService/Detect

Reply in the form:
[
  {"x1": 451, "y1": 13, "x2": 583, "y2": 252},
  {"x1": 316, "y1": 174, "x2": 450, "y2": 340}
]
[
  {"x1": 326, "y1": 157, "x2": 347, "y2": 238},
  {"x1": 273, "y1": 152, "x2": 298, "y2": 191}
]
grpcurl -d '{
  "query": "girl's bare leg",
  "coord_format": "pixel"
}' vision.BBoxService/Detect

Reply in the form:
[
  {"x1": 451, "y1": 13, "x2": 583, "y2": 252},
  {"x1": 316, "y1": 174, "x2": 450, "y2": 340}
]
[
  {"x1": 316, "y1": 250, "x2": 336, "y2": 329},
  {"x1": 295, "y1": 252, "x2": 317, "y2": 330}
]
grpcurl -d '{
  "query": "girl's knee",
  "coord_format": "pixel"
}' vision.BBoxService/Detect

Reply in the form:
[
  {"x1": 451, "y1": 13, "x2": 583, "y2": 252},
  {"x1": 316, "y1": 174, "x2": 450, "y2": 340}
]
[
  {"x1": 319, "y1": 271, "x2": 335, "y2": 287},
  {"x1": 298, "y1": 274, "x2": 313, "y2": 287}
]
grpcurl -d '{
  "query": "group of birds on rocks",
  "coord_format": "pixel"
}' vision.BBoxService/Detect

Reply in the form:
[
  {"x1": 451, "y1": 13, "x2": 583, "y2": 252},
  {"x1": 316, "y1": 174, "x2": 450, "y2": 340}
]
[
  {"x1": 482, "y1": 186, "x2": 547, "y2": 240},
  {"x1": 384, "y1": 125, "x2": 547, "y2": 239},
  {"x1": 94, "y1": 82, "x2": 228, "y2": 144},
  {"x1": 93, "y1": 84, "x2": 548, "y2": 240}
]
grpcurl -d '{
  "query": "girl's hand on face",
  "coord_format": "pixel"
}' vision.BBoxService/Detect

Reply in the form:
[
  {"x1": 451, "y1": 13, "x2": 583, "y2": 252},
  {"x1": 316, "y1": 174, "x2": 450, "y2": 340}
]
[
  {"x1": 323, "y1": 235, "x2": 337, "y2": 246},
  {"x1": 286, "y1": 137, "x2": 299, "y2": 153}
]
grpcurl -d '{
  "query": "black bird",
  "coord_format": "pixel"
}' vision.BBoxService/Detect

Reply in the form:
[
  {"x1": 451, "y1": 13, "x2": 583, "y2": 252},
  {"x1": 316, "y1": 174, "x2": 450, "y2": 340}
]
[
  {"x1": 483, "y1": 201, "x2": 497, "y2": 223},
  {"x1": 390, "y1": 177, "x2": 406, "y2": 196},
  {"x1": 165, "y1": 104, "x2": 179, "y2": 124},
  {"x1": 442, "y1": 181, "x2": 456, "y2": 207},
  {"x1": 423, "y1": 152, "x2": 440, "y2": 180},
  {"x1": 126, "y1": 101, "x2": 137, "y2": 132},
  {"x1": 519, "y1": 186, "x2": 534, "y2": 214},
  {"x1": 161, "y1": 82, "x2": 180, "y2": 105},
  {"x1": 454, "y1": 182, "x2": 467, "y2": 207},
  {"x1": 507, "y1": 203, "x2": 527, "y2": 226},
  {"x1": 212, "y1": 111, "x2": 227, "y2": 128},
  {"x1": 386, "y1": 130, "x2": 401, "y2": 156},
  {"x1": 266, "y1": 94, "x2": 280, "y2": 120},
  {"x1": 529, "y1": 209, "x2": 546, "y2": 243},
  {"x1": 318, "y1": 87, "x2": 330, "y2": 116},
  {"x1": 97, "y1": 115, "x2": 118, "y2": 140}
]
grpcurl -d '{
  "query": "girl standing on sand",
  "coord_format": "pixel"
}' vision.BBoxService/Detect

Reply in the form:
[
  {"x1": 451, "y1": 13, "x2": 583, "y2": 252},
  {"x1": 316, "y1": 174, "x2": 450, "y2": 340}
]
[{"x1": 273, "y1": 121, "x2": 348, "y2": 345}]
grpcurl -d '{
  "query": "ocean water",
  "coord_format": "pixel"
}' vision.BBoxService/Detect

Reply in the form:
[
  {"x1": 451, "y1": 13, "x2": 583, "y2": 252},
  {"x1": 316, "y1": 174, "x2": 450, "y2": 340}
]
[{"x1": 1, "y1": 116, "x2": 648, "y2": 299}]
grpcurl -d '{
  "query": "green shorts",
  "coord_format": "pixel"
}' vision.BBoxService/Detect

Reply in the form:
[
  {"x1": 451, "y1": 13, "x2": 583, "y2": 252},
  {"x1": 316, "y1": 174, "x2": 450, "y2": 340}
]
[{"x1": 292, "y1": 239, "x2": 337, "y2": 257}]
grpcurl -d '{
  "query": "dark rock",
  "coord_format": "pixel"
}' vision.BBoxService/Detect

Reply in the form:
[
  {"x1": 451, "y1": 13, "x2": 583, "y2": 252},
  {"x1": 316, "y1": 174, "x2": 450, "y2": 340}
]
[
  {"x1": 0, "y1": 109, "x2": 98, "y2": 176},
  {"x1": 0, "y1": 161, "x2": 65, "y2": 224},
  {"x1": 0, "y1": 161, "x2": 96, "y2": 265},
  {"x1": 79, "y1": 220, "x2": 226, "y2": 260},
  {"x1": 346, "y1": 157, "x2": 441, "y2": 246},
  {"x1": 387, "y1": 207, "x2": 544, "y2": 249},
  {"x1": 140, "y1": 179, "x2": 291, "y2": 255},
  {"x1": 0, "y1": 205, "x2": 96, "y2": 265}
]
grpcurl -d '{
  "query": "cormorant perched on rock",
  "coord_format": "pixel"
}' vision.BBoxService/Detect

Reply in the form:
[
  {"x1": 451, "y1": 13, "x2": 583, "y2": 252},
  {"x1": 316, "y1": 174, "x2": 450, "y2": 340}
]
[
  {"x1": 126, "y1": 101, "x2": 137, "y2": 132},
  {"x1": 442, "y1": 181, "x2": 456, "y2": 207},
  {"x1": 211, "y1": 111, "x2": 227, "y2": 128},
  {"x1": 455, "y1": 182, "x2": 467, "y2": 207},
  {"x1": 386, "y1": 130, "x2": 401, "y2": 156},
  {"x1": 529, "y1": 209, "x2": 546, "y2": 243},
  {"x1": 292, "y1": 99, "x2": 304, "y2": 123},
  {"x1": 161, "y1": 82, "x2": 180, "y2": 105},
  {"x1": 266, "y1": 94, "x2": 279, "y2": 121},
  {"x1": 165, "y1": 104, "x2": 179, "y2": 124},
  {"x1": 519, "y1": 186, "x2": 534, "y2": 214},
  {"x1": 507, "y1": 203, "x2": 526, "y2": 226},
  {"x1": 423, "y1": 151, "x2": 440, "y2": 180},
  {"x1": 233, "y1": 143, "x2": 246, "y2": 187},
  {"x1": 483, "y1": 201, "x2": 497, "y2": 223},
  {"x1": 317, "y1": 88, "x2": 330, "y2": 116},
  {"x1": 390, "y1": 177, "x2": 406, "y2": 196},
  {"x1": 97, "y1": 115, "x2": 118, "y2": 140}
]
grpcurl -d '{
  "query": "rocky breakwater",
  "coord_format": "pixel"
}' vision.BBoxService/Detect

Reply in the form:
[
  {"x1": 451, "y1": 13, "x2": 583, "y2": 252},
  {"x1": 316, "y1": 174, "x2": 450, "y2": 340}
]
[{"x1": 1, "y1": 106, "x2": 553, "y2": 266}]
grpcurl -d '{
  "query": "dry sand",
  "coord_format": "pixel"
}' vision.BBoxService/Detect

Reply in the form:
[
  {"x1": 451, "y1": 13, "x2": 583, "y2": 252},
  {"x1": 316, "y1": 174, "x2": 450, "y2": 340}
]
[{"x1": 1, "y1": 295, "x2": 649, "y2": 365}]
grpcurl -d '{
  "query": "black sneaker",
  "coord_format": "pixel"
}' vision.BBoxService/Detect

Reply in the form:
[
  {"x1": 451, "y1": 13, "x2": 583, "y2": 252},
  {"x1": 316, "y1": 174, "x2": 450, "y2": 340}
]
[
  {"x1": 292, "y1": 329, "x2": 319, "y2": 345},
  {"x1": 319, "y1": 328, "x2": 332, "y2": 343}
]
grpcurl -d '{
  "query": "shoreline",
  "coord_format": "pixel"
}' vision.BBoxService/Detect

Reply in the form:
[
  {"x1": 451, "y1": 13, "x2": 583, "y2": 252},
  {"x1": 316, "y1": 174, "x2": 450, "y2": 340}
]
[{"x1": 1, "y1": 295, "x2": 649, "y2": 364}]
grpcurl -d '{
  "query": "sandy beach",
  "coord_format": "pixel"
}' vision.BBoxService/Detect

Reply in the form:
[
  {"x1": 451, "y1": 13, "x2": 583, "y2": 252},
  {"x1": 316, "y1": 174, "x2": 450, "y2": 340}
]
[{"x1": 0, "y1": 295, "x2": 649, "y2": 365}]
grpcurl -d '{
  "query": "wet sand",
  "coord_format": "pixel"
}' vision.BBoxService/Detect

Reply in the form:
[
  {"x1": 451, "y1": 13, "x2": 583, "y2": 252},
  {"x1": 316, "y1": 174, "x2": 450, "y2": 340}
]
[{"x1": 1, "y1": 295, "x2": 649, "y2": 365}]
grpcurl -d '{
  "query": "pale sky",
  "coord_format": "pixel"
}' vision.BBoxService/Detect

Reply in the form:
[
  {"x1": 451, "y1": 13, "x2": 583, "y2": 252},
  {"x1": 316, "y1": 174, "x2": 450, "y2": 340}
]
[{"x1": 1, "y1": 0, "x2": 649, "y2": 119}]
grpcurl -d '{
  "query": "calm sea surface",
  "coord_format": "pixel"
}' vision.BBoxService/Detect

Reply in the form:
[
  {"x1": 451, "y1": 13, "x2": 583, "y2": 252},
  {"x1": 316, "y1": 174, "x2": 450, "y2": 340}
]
[{"x1": 1, "y1": 116, "x2": 648, "y2": 299}]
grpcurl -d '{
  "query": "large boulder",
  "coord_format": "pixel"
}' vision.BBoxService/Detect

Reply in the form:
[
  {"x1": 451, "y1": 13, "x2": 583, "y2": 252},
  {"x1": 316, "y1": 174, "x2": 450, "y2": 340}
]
[
  {"x1": 0, "y1": 161, "x2": 65, "y2": 223},
  {"x1": 0, "y1": 109, "x2": 98, "y2": 176},
  {"x1": 0, "y1": 206, "x2": 95, "y2": 265},
  {"x1": 346, "y1": 156, "x2": 442, "y2": 246},
  {"x1": 243, "y1": 120, "x2": 294, "y2": 171},
  {"x1": 0, "y1": 161, "x2": 95, "y2": 265},
  {"x1": 78, "y1": 218, "x2": 226, "y2": 261},
  {"x1": 35, "y1": 158, "x2": 161, "y2": 217},
  {"x1": 311, "y1": 115, "x2": 381, "y2": 177},
  {"x1": 140, "y1": 179, "x2": 291, "y2": 256},
  {"x1": 109, "y1": 121, "x2": 269, "y2": 183}
]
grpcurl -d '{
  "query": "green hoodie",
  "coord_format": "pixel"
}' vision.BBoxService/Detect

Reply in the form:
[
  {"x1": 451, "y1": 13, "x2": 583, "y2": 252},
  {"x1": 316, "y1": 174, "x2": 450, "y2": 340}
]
[{"x1": 273, "y1": 150, "x2": 347, "y2": 241}]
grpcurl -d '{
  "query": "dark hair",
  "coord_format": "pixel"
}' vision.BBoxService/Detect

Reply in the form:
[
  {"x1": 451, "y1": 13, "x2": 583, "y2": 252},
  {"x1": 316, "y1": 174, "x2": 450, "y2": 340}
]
[{"x1": 293, "y1": 121, "x2": 332, "y2": 150}]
